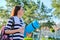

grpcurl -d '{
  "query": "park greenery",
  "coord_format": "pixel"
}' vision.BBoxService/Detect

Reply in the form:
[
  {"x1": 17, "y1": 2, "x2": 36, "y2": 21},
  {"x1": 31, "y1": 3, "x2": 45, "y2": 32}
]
[
  {"x1": 0, "y1": 0, "x2": 60, "y2": 40},
  {"x1": 0, "y1": 0, "x2": 55, "y2": 29},
  {"x1": 52, "y1": 0, "x2": 60, "y2": 18}
]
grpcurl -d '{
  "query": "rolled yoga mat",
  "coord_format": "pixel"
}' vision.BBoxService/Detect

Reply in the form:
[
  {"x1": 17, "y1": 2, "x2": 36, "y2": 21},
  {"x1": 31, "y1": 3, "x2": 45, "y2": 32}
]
[{"x1": 24, "y1": 20, "x2": 40, "y2": 37}]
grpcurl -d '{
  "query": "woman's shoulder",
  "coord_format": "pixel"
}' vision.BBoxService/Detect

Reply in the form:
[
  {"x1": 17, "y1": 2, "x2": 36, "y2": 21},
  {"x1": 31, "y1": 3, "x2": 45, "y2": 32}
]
[
  {"x1": 9, "y1": 16, "x2": 14, "y2": 19},
  {"x1": 8, "y1": 16, "x2": 14, "y2": 21},
  {"x1": 20, "y1": 18, "x2": 24, "y2": 22}
]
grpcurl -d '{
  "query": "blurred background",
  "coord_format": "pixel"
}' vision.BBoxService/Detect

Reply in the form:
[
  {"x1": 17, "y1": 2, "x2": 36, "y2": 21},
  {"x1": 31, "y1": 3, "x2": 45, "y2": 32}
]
[{"x1": 0, "y1": 0, "x2": 60, "y2": 40}]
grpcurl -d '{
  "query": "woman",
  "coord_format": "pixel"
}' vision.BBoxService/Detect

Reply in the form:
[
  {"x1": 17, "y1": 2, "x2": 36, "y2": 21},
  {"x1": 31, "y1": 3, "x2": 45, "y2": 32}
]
[{"x1": 5, "y1": 6, "x2": 25, "y2": 40}]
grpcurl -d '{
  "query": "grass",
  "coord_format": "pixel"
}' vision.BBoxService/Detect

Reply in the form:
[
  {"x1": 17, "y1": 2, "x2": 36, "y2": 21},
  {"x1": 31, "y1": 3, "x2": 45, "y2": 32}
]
[
  {"x1": 24, "y1": 37, "x2": 60, "y2": 40},
  {"x1": 24, "y1": 38, "x2": 33, "y2": 40},
  {"x1": 41, "y1": 37, "x2": 60, "y2": 40}
]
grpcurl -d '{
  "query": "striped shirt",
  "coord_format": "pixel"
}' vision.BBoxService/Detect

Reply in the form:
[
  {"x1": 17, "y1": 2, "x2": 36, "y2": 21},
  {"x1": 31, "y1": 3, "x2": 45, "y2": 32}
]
[{"x1": 5, "y1": 16, "x2": 25, "y2": 40}]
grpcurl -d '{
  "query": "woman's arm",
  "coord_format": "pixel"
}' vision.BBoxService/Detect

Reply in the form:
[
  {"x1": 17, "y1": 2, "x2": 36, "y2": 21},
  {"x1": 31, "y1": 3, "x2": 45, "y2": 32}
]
[
  {"x1": 5, "y1": 29, "x2": 19, "y2": 34},
  {"x1": 5, "y1": 17, "x2": 19, "y2": 34},
  {"x1": 5, "y1": 27, "x2": 24, "y2": 34},
  {"x1": 5, "y1": 17, "x2": 24, "y2": 34}
]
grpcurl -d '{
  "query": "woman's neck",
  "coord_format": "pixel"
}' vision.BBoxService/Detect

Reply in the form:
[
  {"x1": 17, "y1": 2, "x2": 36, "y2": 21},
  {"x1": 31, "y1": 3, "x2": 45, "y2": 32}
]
[{"x1": 17, "y1": 15, "x2": 22, "y2": 18}]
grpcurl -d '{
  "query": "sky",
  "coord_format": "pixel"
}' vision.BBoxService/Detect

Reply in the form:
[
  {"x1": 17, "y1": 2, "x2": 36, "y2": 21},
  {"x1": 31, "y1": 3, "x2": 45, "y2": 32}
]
[
  {"x1": 0, "y1": 0, "x2": 52, "y2": 8},
  {"x1": 41, "y1": 0, "x2": 52, "y2": 8},
  {"x1": 0, "y1": 0, "x2": 60, "y2": 24},
  {"x1": 0, "y1": 0, "x2": 6, "y2": 8}
]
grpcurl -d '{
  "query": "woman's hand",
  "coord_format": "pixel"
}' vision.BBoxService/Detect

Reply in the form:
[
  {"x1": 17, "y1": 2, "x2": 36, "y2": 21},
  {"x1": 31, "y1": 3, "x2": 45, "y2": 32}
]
[
  {"x1": 18, "y1": 27, "x2": 24, "y2": 34},
  {"x1": 26, "y1": 33, "x2": 32, "y2": 38}
]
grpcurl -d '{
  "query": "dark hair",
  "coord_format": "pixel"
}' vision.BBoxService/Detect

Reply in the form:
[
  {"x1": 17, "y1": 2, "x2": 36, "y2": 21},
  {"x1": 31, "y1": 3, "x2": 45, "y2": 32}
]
[{"x1": 11, "y1": 6, "x2": 21, "y2": 16}]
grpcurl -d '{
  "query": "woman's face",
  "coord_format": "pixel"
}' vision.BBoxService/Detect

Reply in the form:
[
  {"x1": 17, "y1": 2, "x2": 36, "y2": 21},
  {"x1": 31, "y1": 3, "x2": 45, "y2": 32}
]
[{"x1": 18, "y1": 7, "x2": 24, "y2": 17}]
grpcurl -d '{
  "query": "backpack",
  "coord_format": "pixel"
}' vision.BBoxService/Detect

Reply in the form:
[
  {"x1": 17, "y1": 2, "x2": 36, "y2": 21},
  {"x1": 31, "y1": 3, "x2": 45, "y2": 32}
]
[{"x1": 0, "y1": 17, "x2": 14, "y2": 40}]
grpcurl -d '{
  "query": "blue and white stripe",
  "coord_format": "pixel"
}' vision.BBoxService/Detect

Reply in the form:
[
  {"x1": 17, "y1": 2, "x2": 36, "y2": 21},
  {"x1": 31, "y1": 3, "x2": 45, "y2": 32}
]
[{"x1": 5, "y1": 16, "x2": 25, "y2": 40}]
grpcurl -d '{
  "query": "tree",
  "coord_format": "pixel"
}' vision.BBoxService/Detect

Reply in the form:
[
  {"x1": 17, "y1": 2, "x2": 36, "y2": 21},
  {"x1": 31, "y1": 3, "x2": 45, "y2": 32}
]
[
  {"x1": 0, "y1": 7, "x2": 10, "y2": 25},
  {"x1": 41, "y1": 20, "x2": 55, "y2": 28},
  {"x1": 0, "y1": 7, "x2": 10, "y2": 19},
  {"x1": 40, "y1": 2, "x2": 52, "y2": 20},
  {"x1": 52, "y1": 0, "x2": 60, "y2": 18}
]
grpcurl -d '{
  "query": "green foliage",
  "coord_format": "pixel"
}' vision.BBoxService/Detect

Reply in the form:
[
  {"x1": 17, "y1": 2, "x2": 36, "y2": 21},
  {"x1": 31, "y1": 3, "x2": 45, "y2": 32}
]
[
  {"x1": 0, "y1": 7, "x2": 10, "y2": 25},
  {"x1": 41, "y1": 20, "x2": 55, "y2": 28},
  {"x1": 23, "y1": 3, "x2": 38, "y2": 24},
  {"x1": 0, "y1": 7, "x2": 10, "y2": 19},
  {"x1": 41, "y1": 37, "x2": 60, "y2": 40},
  {"x1": 52, "y1": 0, "x2": 60, "y2": 18},
  {"x1": 0, "y1": 0, "x2": 54, "y2": 28},
  {"x1": 50, "y1": 28, "x2": 55, "y2": 32}
]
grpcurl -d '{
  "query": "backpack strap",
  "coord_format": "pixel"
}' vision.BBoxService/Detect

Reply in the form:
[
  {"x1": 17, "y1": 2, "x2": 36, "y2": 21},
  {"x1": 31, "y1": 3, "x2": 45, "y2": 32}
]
[
  {"x1": 10, "y1": 17, "x2": 15, "y2": 30},
  {"x1": 10, "y1": 17, "x2": 15, "y2": 39}
]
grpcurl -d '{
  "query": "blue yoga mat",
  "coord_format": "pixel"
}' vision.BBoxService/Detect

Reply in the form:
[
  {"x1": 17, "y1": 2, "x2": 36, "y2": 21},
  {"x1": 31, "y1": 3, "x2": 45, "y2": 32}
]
[{"x1": 24, "y1": 20, "x2": 40, "y2": 37}]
